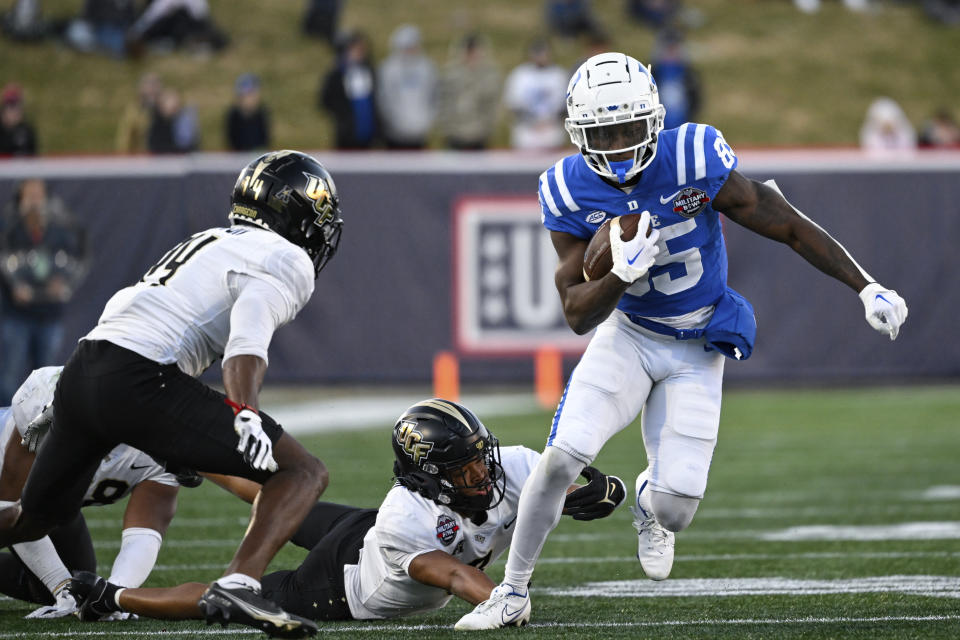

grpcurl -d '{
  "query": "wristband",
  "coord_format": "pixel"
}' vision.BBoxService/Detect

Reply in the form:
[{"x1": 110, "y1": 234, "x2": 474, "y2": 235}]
[{"x1": 224, "y1": 398, "x2": 258, "y2": 416}]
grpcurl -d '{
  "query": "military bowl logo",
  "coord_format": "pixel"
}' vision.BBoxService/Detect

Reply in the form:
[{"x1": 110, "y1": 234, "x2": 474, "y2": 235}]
[
  {"x1": 672, "y1": 187, "x2": 711, "y2": 218},
  {"x1": 436, "y1": 514, "x2": 459, "y2": 546}
]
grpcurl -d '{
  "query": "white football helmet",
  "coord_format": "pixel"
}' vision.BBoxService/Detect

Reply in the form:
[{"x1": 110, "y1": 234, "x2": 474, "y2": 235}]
[{"x1": 565, "y1": 52, "x2": 666, "y2": 183}]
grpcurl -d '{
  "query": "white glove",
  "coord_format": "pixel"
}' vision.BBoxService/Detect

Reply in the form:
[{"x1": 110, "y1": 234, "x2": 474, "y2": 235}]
[
  {"x1": 610, "y1": 211, "x2": 661, "y2": 283},
  {"x1": 859, "y1": 282, "x2": 908, "y2": 341},
  {"x1": 21, "y1": 402, "x2": 54, "y2": 452},
  {"x1": 100, "y1": 611, "x2": 139, "y2": 621},
  {"x1": 234, "y1": 409, "x2": 278, "y2": 472},
  {"x1": 24, "y1": 583, "x2": 77, "y2": 619}
]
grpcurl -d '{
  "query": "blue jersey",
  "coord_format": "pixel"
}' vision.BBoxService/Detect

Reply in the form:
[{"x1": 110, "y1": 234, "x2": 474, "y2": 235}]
[{"x1": 539, "y1": 123, "x2": 738, "y2": 318}]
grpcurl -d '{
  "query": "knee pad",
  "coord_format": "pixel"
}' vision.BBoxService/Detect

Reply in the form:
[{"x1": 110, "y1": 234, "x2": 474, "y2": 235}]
[{"x1": 650, "y1": 491, "x2": 700, "y2": 532}]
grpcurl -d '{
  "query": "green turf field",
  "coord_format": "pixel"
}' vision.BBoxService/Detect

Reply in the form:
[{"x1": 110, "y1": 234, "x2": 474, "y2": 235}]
[{"x1": 2, "y1": 385, "x2": 959, "y2": 639}]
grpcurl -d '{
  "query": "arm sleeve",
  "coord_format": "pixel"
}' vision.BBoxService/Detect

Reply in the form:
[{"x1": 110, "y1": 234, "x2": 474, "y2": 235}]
[
  {"x1": 224, "y1": 242, "x2": 314, "y2": 363},
  {"x1": 223, "y1": 276, "x2": 287, "y2": 364}
]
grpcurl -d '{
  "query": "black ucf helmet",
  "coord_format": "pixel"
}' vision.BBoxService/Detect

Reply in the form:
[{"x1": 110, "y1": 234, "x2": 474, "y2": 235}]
[
  {"x1": 392, "y1": 399, "x2": 505, "y2": 513},
  {"x1": 229, "y1": 150, "x2": 343, "y2": 276}
]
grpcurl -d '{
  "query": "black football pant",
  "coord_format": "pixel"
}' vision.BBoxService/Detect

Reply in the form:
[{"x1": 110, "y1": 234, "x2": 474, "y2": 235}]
[
  {"x1": 22, "y1": 340, "x2": 283, "y2": 525},
  {"x1": 262, "y1": 502, "x2": 377, "y2": 621}
]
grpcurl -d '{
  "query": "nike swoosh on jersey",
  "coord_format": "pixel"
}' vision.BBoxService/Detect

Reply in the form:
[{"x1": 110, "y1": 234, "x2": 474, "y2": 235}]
[
  {"x1": 129, "y1": 463, "x2": 153, "y2": 471},
  {"x1": 503, "y1": 516, "x2": 518, "y2": 530},
  {"x1": 659, "y1": 189, "x2": 686, "y2": 205}
]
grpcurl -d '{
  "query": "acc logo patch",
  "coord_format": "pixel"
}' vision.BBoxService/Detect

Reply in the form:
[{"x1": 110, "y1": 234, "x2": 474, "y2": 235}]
[
  {"x1": 396, "y1": 420, "x2": 434, "y2": 465},
  {"x1": 672, "y1": 187, "x2": 711, "y2": 218},
  {"x1": 586, "y1": 210, "x2": 607, "y2": 224},
  {"x1": 436, "y1": 515, "x2": 459, "y2": 546}
]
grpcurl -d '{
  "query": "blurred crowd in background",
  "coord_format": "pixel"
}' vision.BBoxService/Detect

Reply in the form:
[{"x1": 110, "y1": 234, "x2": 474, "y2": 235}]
[
  {"x1": 0, "y1": 0, "x2": 957, "y2": 402},
  {"x1": 2, "y1": 0, "x2": 957, "y2": 158}
]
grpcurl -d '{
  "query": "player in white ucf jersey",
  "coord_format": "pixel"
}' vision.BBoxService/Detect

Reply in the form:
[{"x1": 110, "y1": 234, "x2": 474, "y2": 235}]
[
  {"x1": 0, "y1": 151, "x2": 345, "y2": 639},
  {"x1": 86, "y1": 225, "x2": 314, "y2": 379},
  {"x1": 0, "y1": 367, "x2": 180, "y2": 619},
  {"x1": 66, "y1": 400, "x2": 626, "y2": 628},
  {"x1": 343, "y1": 444, "x2": 538, "y2": 619}
]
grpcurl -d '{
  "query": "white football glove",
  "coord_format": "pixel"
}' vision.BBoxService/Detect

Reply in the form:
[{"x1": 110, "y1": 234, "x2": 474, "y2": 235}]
[
  {"x1": 100, "y1": 611, "x2": 139, "y2": 621},
  {"x1": 21, "y1": 402, "x2": 54, "y2": 452},
  {"x1": 610, "y1": 211, "x2": 661, "y2": 283},
  {"x1": 24, "y1": 583, "x2": 77, "y2": 619},
  {"x1": 858, "y1": 282, "x2": 908, "y2": 341},
  {"x1": 234, "y1": 409, "x2": 278, "y2": 472}
]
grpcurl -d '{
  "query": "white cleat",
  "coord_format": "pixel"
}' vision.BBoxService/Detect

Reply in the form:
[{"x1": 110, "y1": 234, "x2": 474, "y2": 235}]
[
  {"x1": 454, "y1": 582, "x2": 531, "y2": 631},
  {"x1": 631, "y1": 469, "x2": 675, "y2": 581}
]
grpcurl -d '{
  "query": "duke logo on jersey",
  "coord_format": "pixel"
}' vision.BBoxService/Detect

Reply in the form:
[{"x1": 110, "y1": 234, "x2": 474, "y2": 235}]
[{"x1": 539, "y1": 122, "x2": 738, "y2": 319}]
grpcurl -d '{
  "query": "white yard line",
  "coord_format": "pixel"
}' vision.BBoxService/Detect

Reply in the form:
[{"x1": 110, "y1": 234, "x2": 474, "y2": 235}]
[
  {"x1": 761, "y1": 522, "x2": 960, "y2": 541},
  {"x1": 537, "y1": 575, "x2": 960, "y2": 599},
  {"x1": 268, "y1": 392, "x2": 539, "y2": 435},
  {"x1": 82, "y1": 502, "x2": 959, "y2": 529},
  {"x1": 0, "y1": 614, "x2": 957, "y2": 637},
  {"x1": 125, "y1": 551, "x2": 960, "y2": 574},
  {"x1": 92, "y1": 521, "x2": 960, "y2": 548},
  {"x1": 921, "y1": 485, "x2": 960, "y2": 500}
]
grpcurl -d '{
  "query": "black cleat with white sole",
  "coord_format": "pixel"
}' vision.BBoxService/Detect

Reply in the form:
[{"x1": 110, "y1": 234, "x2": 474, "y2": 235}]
[
  {"x1": 67, "y1": 571, "x2": 123, "y2": 621},
  {"x1": 198, "y1": 583, "x2": 318, "y2": 638}
]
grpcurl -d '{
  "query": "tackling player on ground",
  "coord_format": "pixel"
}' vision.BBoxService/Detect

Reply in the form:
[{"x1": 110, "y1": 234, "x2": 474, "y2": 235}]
[
  {"x1": 0, "y1": 150, "x2": 345, "y2": 638},
  {"x1": 66, "y1": 399, "x2": 624, "y2": 630},
  {"x1": 456, "y1": 52, "x2": 908, "y2": 630},
  {"x1": 0, "y1": 367, "x2": 181, "y2": 620}
]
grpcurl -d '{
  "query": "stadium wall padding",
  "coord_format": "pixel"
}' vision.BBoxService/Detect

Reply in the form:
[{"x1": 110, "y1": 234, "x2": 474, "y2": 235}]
[{"x1": 0, "y1": 152, "x2": 956, "y2": 385}]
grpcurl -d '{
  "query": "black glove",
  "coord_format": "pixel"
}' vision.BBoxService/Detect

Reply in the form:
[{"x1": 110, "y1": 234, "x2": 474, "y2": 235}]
[{"x1": 563, "y1": 466, "x2": 626, "y2": 521}]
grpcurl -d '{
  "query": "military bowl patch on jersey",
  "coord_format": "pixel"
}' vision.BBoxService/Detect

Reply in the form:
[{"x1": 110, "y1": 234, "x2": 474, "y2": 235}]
[
  {"x1": 672, "y1": 187, "x2": 711, "y2": 218},
  {"x1": 436, "y1": 514, "x2": 459, "y2": 546}
]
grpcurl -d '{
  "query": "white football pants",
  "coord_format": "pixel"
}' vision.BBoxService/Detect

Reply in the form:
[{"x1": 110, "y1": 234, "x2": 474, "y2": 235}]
[{"x1": 549, "y1": 310, "x2": 725, "y2": 499}]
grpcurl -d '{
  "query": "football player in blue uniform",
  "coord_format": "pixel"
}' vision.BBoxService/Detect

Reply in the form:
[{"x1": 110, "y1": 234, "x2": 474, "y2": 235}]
[{"x1": 456, "y1": 51, "x2": 908, "y2": 630}]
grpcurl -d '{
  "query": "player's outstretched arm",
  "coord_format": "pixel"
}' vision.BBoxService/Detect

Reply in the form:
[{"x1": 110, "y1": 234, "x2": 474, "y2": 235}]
[
  {"x1": 714, "y1": 170, "x2": 907, "y2": 339},
  {"x1": 408, "y1": 550, "x2": 498, "y2": 606},
  {"x1": 714, "y1": 170, "x2": 870, "y2": 292},
  {"x1": 550, "y1": 230, "x2": 633, "y2": 335}
]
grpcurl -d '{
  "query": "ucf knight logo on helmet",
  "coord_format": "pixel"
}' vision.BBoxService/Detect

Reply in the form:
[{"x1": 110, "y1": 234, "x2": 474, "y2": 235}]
[
  {"x1": 396, "y1": 420, "x2": 434, "y2": 465},
  {"x1": 303, "y1": 173, "x2": 336, "y2": 223}
]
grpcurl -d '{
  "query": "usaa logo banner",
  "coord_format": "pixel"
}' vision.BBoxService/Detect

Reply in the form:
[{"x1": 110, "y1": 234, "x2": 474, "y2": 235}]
[{"x1": 454, "y1": 198, "x2": 591, "y2": 355}]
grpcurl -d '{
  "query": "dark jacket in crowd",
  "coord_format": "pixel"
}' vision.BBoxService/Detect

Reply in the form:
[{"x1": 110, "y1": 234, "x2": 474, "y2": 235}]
[
  {"x1": 226, "y1": 105, "x2": 270, "y2": 151},
  {"x1": 319, "y1": 60, "x2": 379, "y2": 149},
  {"x1": 0, "y1": 120, "x2": 37, "y2": 156}
]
